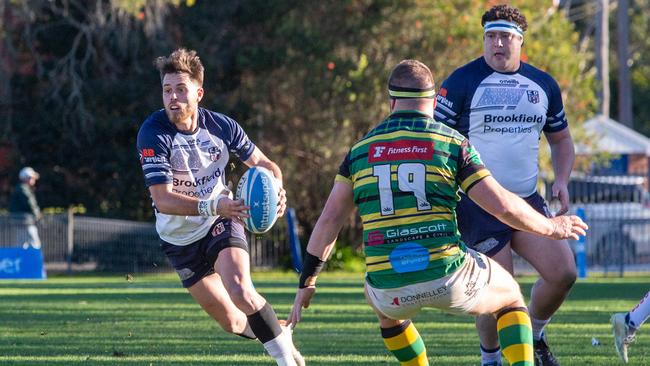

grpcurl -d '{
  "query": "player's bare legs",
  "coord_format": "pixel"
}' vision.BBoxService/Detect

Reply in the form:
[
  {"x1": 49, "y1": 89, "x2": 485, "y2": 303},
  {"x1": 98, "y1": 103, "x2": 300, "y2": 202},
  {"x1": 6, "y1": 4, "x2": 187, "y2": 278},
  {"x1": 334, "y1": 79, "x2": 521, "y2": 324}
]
[
  {"x1": 512, "y1": 232, "x2": 576, "y2": 324},
  {"x1": 216, "y1": 247, "x2": 266, "y2": 314},
  {"x1": 514, "y1": 232, "x2": 575, "y2": 366},
  {"x1": 216, "y1": 247, "x2": 303, "y2": 366},
  {"x1": 187, "y1": 272, "x2": 253, "y2": 337}
]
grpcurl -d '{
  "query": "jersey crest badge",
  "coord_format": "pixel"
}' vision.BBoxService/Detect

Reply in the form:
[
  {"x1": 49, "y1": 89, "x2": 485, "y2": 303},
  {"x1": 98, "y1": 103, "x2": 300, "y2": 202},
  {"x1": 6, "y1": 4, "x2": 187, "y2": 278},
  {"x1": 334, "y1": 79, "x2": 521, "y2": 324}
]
[
  {"x1": 527, "y1": 90, "x2": 540, "y2": 104},
  {"x1": 208, "y1": 146, "x2": 222, "y2": 162}
]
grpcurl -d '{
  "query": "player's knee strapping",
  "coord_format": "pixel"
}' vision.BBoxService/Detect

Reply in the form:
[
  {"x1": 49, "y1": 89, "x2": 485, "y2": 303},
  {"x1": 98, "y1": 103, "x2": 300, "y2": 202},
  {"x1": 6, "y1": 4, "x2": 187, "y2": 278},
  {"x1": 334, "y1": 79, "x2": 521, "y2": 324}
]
[
  {"x1": 381, "y1": 320, "x2": 429, "y2": 366},
  {"x1": 496, "y1": 307, "x2": 534, "y2": 366}
]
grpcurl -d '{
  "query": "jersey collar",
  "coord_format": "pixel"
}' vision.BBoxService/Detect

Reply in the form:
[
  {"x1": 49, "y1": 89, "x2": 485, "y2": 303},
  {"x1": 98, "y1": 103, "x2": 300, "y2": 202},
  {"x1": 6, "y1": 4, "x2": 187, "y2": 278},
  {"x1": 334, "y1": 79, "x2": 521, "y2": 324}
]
[{"x1": 389, "y1": 109, "x2": 434, "y2": 119}]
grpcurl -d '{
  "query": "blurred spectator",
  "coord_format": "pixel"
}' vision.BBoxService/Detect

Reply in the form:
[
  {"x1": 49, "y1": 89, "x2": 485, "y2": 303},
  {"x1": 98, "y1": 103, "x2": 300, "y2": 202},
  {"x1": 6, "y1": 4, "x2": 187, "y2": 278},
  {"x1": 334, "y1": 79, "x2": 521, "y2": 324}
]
[{"x1": 8, "y1": 167, "x2": 42, "y2": 249}]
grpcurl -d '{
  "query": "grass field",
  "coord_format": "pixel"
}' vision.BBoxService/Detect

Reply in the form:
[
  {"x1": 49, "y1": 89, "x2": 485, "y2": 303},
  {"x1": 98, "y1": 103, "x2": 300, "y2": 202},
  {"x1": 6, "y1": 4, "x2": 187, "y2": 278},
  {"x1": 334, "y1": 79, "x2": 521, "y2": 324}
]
[{"x1": 0, "y1": 271, "x2": 648, "y2": 365}]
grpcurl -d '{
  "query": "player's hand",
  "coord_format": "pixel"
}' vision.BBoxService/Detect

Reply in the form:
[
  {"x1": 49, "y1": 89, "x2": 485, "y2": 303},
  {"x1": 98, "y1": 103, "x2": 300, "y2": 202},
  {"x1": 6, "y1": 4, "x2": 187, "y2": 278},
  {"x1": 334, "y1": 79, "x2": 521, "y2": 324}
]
[
  {"x1": 277, "y1": 186, "x2": 287, "y2": 217},
  {"x1": 550, "y1": 215, "x2": 588, "y2": 240},
  {"x1": 551, "y1": 181, "x2": 570, "y2": 216},
  {"x1": 217, "y1": 197, "x2": 250, "y2": 224},
  {"x1": 287, "y1": 287, "x2": 316, "y2": 329}
]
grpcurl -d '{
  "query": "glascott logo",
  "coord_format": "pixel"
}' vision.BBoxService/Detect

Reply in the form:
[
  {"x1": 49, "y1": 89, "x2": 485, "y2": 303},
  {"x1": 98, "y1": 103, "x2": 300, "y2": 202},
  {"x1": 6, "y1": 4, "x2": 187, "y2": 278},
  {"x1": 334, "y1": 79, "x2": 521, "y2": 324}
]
[
  {"x1": 368, "y1": 140, "x2": 434, "y2": 163},
  {"x1": 386, "y1": 223, "x2": 447, "y2": 238}
]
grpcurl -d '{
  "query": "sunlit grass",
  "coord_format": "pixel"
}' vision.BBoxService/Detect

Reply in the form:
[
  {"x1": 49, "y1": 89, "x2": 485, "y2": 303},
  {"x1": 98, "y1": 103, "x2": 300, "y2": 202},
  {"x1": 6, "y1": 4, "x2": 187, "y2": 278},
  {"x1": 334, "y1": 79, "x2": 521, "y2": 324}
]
[{"x1": 0, "y1": 272, "x2": 648, "y2": 365}]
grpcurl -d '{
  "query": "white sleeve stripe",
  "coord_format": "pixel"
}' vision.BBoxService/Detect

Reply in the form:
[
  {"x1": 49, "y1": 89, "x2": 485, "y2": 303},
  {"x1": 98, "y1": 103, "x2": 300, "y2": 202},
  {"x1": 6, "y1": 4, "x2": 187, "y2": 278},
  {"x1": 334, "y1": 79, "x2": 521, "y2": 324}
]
[
  {"x1": 142, "y1": 163, "x2": 169, "y2": 170},
  {"x1": 436, "y1": 103, "x2": 456, "y2": 116},
  {"x1": 145, "y1": 172, "x2": 171, "y2": 179},
  {"x1": 548, "y1": 121, "x2": 565, "y2": 127},
  {"x1": 434, "y1": 111, "x2": 456, "y2": 124},
  {"x1": 555, "y1": 109, "x2": 565, "y2": 118}
]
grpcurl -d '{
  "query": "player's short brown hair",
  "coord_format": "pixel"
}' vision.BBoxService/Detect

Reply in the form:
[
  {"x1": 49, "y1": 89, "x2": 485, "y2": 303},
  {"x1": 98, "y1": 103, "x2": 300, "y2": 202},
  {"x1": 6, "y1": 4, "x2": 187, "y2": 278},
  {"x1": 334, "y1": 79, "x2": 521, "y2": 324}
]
[
  {"x1": 154, "y1": 48, "x2": 204, "y2": 86},
  {"x1": 388, "y1": 60, "x2": 434, "y2": 91},
  {"x1": 481, "y1": 4, "x2": 528, "y2": 32}
]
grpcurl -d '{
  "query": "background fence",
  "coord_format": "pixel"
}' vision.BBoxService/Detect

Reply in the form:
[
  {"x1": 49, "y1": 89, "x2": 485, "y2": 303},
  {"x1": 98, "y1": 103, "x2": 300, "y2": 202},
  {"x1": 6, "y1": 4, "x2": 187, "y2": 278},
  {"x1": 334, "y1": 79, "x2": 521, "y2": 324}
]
[
  {"x1": 513, "y1": 175, "x2": 650, "y2": 275},
  {"x1": 0, "y1": 212, "x2": 292, "y2": 274},
  {"x1": 2, "y1": 175, "x2": 650, "y2": 276}
]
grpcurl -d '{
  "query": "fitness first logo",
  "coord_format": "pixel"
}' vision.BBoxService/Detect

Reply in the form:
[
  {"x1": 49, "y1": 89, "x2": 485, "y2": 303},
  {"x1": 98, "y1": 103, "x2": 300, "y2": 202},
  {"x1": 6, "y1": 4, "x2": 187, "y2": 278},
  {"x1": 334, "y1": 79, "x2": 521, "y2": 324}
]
[{"x1": 368, "y1": 140, "x2": 434, "y2": 163}]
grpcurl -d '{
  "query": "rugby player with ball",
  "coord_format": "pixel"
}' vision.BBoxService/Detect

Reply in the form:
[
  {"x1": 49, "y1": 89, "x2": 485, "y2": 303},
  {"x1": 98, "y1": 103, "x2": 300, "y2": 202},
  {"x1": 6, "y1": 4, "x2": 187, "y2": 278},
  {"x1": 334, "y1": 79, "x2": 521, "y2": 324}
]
[{"x1": 137, "y1": 48, "x2": 303, "y2": 366}]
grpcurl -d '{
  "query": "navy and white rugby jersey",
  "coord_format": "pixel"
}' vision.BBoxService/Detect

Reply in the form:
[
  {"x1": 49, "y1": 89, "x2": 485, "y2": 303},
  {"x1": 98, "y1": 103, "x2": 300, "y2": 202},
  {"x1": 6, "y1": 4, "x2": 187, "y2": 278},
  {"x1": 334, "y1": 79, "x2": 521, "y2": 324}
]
[
  {"x1": 434, "y1": 57, "x2": 567, "y2": 197},
  {"x1": 137, "y1": 107, "x2": 256, "y2": 245}
]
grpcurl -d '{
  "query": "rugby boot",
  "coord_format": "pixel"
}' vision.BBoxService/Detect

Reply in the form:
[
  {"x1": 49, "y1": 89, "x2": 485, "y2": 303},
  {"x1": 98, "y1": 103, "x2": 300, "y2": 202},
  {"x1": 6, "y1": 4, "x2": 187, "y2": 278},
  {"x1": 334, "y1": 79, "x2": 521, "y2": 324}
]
[
  {"x1": 611, "y1": 312, "x2": 636, "y2": 363},
  {"x1": 533, "y1": 333, "x2": 560, "y2": 366}
]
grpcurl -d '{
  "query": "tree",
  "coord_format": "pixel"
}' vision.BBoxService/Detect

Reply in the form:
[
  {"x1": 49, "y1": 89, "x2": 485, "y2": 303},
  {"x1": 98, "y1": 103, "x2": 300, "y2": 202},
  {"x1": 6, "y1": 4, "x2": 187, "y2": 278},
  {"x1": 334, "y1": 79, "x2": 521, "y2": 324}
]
[
  {"x1": 178, "y1": 0, "x2": 596, "y2": 237},
  {"x1": 1, "y1": 1, "x2": 597, "y2": 246}
]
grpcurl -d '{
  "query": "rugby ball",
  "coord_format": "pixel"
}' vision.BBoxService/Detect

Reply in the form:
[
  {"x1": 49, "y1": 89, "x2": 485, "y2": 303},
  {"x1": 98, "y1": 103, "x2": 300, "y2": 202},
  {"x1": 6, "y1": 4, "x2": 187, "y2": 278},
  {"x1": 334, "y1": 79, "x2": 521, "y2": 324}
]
[{"x1": 235, "y1": 166, "x2": 281, "y2": 234}]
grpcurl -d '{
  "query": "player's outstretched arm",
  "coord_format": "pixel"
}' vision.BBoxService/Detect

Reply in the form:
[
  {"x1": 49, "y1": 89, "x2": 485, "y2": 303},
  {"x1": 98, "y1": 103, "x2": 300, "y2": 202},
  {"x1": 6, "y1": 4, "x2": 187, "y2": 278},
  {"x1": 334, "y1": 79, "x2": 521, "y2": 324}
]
[
  {"x1": 243, "y1": 147, "x2": 287, "y2": 216},
  {"x1": 467, "y1": 176, "x2": 587, "y2": 240},
  {"x1": 546, "y1": 128, "x2": 575, "y2": 216},
  {"x1": 287, "y1": 182, "x2": 355, "y2": 328}
]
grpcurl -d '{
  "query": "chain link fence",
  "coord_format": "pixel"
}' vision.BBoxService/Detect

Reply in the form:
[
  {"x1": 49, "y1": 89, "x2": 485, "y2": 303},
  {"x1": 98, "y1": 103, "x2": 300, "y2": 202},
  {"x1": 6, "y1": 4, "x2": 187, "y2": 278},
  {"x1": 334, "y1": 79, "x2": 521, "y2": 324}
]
[
  {"x1": 513, "y1": 175, "x2": 650, "y2": 276},
  {"x1": 0, "y1": 212, "x2": 292, "y2": 274}
]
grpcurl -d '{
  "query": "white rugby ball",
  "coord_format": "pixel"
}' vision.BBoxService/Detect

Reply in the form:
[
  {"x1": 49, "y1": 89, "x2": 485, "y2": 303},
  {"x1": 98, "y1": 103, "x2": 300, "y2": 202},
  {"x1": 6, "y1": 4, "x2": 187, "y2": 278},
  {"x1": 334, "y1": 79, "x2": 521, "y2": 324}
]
[{"x1": 235, "y1": 166, "x2": 281, "y2": 234}]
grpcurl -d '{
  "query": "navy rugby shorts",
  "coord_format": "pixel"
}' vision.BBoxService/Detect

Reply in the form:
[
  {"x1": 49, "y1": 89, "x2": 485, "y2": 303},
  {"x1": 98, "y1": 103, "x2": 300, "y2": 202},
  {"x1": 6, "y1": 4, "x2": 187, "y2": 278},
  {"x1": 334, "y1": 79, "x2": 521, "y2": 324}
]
[
  {"x1": 160, "y1": 218, "x2": 248, "y2": 288},
  {"x1": 456, "y1": 191, "x2": 551, "y2": 257}
]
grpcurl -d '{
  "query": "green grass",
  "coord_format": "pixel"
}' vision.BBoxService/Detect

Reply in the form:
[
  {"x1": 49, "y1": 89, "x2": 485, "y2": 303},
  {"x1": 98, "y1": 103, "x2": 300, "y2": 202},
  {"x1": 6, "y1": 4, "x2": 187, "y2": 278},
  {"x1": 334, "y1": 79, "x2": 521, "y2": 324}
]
[{"x1": 0, "y1": 271, "x2": 648, "y2": 365}]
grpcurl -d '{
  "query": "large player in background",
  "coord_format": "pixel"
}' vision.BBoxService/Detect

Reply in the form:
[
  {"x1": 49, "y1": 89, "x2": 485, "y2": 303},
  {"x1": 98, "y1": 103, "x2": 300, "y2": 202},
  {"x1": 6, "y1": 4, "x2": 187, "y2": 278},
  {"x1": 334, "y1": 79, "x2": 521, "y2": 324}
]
[
  {"x1": 287, "y1": 59, "x2": 587, "y2": 366},
  {"x1": 136, "y1": 48, "x2": 303, "y2": 366},
  {"x1": 434, "y1": 5, "x2": 576, "y2": 366}
]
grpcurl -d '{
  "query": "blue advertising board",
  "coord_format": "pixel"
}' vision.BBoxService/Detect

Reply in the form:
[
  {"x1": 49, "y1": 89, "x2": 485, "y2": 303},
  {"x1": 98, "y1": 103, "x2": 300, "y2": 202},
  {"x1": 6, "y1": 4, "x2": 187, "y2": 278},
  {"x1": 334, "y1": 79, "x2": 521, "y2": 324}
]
[{"x1": 0, "y1": 247, "x2": 47, "y2": 279}]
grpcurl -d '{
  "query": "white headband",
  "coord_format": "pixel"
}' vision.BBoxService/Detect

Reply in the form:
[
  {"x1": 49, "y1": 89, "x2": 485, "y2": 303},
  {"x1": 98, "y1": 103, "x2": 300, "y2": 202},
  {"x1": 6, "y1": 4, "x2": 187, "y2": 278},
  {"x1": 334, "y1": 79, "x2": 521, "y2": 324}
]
[{"x1": 484, "y1": 20, "x2": 524, "y2": 38}]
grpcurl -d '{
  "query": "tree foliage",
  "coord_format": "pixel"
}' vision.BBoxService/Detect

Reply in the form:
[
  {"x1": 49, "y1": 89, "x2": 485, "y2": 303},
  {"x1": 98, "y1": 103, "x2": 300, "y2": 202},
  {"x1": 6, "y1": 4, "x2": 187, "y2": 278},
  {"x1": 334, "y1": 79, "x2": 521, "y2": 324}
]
[
  {"x1": 610, "y1": 0, "x2": 650, "y2": 135},
  {"x1": 0, "y1": 0, "x2": 597, "y2": 242}
]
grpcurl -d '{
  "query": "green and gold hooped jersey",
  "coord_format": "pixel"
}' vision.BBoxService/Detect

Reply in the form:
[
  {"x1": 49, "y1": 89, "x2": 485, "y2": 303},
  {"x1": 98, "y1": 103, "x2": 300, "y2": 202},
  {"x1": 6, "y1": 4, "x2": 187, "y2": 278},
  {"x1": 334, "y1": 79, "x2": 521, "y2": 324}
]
[{"x1": 336, "y1": 110, "x2": 490, "y2": 289}]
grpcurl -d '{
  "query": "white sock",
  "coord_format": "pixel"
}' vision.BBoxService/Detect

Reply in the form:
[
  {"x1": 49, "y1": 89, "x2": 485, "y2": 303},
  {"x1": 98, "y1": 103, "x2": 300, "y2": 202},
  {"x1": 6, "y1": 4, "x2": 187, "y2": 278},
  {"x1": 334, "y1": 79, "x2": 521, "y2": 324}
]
[
  {"x1": 480, "y1": 345, "x2": 501, "y2": 365},
  {"x1": 531, "y1": 317, "x2": 551, "y2": 341},
  {"x1": 629, "y1": 291, "x2": 650, "y2": 329},
  {"x1": 263, "y1": 331, "x2": 296, "y2": 366}
]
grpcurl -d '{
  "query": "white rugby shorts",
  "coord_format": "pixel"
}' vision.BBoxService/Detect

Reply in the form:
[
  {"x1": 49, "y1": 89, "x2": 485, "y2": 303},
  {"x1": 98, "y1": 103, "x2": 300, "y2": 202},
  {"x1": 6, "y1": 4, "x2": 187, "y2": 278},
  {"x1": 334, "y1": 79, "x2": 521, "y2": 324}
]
[{"x1": 366, "y1": 249, "x2": 493, "y2": 320}]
